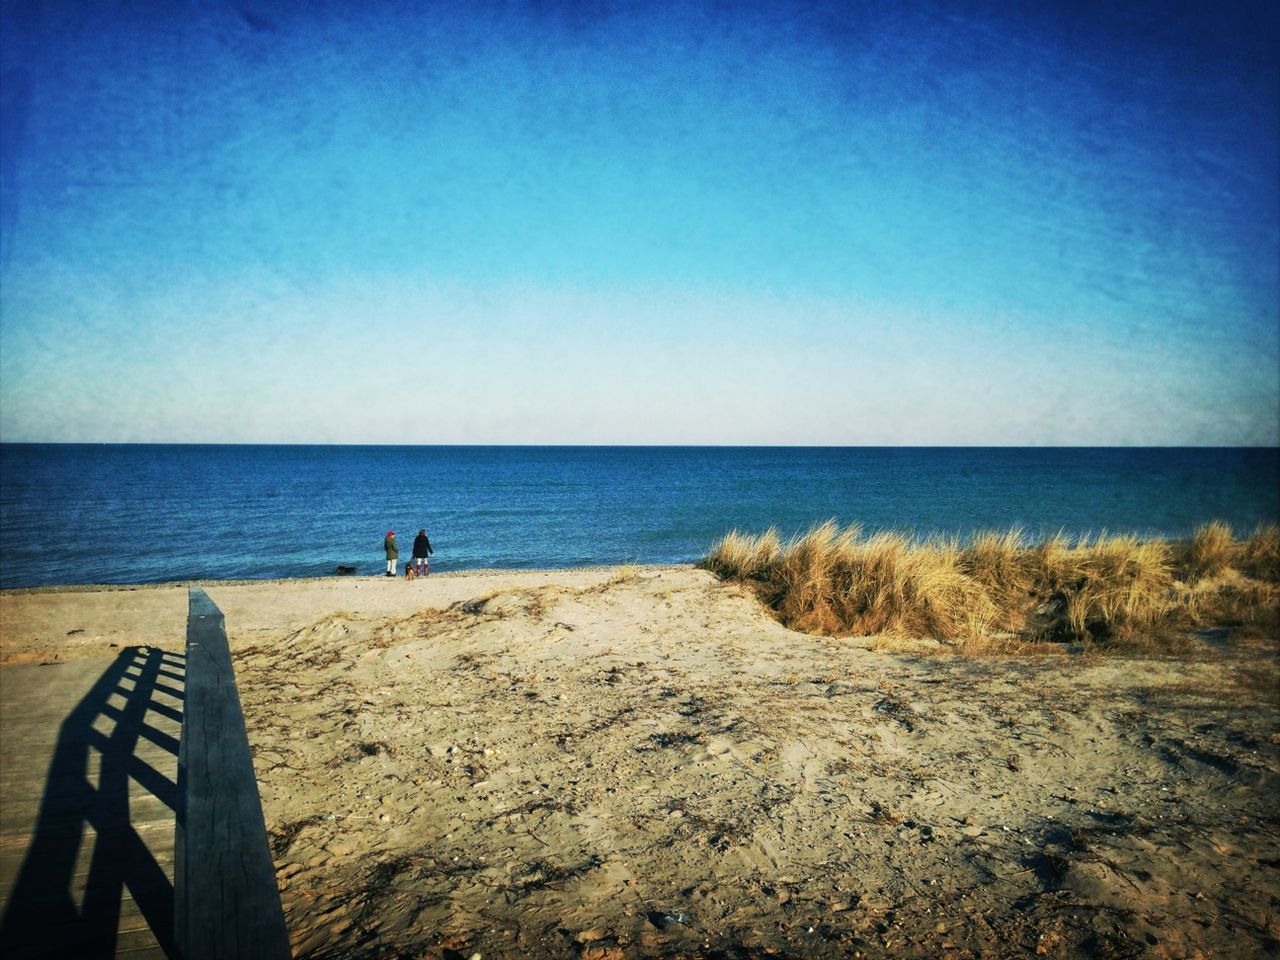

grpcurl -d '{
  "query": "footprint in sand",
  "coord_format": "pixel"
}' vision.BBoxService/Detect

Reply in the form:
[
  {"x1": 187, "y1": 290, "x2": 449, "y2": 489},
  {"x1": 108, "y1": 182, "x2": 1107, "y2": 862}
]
[{"x1": 693, "y1": 738, "x2": 734, "y2": 763}]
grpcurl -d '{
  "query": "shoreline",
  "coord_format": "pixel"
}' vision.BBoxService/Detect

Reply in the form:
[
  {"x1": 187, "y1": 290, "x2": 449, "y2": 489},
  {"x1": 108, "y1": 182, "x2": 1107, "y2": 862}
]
[
  {"x1": 0, "y1": 527, "x2": 1235, "y2": 597},
  {"x1": 0, "y1": 562, "x2": 694, "y2": 597},
  {"x1": 0, "y1": 525, "x2": 1261, "y2": 600}
]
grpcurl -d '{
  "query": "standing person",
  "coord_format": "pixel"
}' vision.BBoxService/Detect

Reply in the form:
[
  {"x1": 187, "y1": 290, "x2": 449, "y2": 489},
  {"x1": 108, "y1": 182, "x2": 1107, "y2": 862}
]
[
  {"x1": 412, "y1": 529, "x2": 433, "y2": 576},
  {"x1": 383, "y1": 530, "x2": 398, "y2": 577}
]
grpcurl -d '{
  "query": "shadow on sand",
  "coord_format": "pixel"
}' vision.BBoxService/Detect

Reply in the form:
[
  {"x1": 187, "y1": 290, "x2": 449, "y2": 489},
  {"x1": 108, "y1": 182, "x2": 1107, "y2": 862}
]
[{"x1": 0, "y1": 646, "x2": 185, "y2": 959}]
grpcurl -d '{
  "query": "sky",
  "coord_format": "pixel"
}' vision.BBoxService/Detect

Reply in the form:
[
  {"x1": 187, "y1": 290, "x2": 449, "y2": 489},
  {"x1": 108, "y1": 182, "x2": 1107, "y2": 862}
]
[{"x1": 0, "y1": 0, "x2": 1276, "y2": 445}]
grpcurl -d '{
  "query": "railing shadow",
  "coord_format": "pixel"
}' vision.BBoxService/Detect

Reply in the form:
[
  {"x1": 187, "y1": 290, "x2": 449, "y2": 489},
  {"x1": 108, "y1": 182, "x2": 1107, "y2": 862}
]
[{"x1": 0, "y1": 646, "x2": 185, "y2": 959}]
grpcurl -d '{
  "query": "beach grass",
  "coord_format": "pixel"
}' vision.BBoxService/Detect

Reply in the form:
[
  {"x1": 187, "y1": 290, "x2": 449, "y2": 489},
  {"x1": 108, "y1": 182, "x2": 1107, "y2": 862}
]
[
  {"x1": 703, "y1": 520, "x2": 1279, "y2": 651},
  {"x1": 1182, "y1": 520, "x2": 1235, "y2": 581},
  {"x1": 1241, "y1": 523, "x2": 1280, "y2": 582}
]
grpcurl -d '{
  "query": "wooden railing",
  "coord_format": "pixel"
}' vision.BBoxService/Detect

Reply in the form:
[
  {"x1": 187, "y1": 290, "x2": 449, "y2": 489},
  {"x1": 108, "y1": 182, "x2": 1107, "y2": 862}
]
[{"x1": 176, "y1": 588, "x2": 291, "y2": 959}]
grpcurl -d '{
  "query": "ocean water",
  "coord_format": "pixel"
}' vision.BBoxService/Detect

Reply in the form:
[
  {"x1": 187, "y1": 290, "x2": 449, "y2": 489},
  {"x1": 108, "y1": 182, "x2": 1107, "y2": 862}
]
[{"x1": 0, "y1": 445, "x2": 1276, "y2": 589}]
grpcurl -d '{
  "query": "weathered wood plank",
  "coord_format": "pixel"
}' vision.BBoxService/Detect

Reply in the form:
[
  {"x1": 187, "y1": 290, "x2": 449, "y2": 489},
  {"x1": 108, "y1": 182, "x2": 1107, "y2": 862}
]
[
  {"x1": 0, "y1": 834, "x2": 174, "y2": 880},
  {"x1": 175, "y1": 588, "x2": 289, "y2": 960},
  {"x1": 0, "y1": 788, "x2": 177, "y2": 833},
  {"x1": 2, "y1": 874, "x2": 176, "y2": 913},
  {"x1": 0, "y1": 648, "x2": 184, "y2": 958},
  {"x1": 0, "y1": 745, "x2": 178, "y2": 789},
  {"x1": 0, "y1": 816, "x2": 174, "y2": 858},
  {"x1": 0, "y1": 728, "x2": 181, "y2": 757},
  {"x1": 0, "y1": 915, "x2": 170, "y2": 960},
  {"x1": 0, "y1": 769, "x2": 178, "y2": 804}
]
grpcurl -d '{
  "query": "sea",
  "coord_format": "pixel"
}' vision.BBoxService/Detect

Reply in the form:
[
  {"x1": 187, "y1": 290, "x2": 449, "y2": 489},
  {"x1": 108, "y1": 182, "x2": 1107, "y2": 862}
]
[{"x1": 0, "y1": 445, "x2": 1277, "y2": 589}]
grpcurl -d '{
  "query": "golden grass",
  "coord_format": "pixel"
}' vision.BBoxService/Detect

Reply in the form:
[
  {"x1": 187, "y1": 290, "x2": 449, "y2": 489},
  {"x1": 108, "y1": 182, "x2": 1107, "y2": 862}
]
[
  {"x1": 1241, "y1": 523, "x2": 1280, "y2": 582},
  {"x1": 1184, "y1": 520, "x2": 1236, "y2": 582},
  {"x1": 959, "y1": 529, "x2": 1031, "y2": 603},
  {"x1": 702, "y1": 521, "x2": 1279, "y2": 653},
  {"x1": 705, "y1": 527, "x2": 782, "y2": 580},
  {"x1": 1039, "y1": 533, "x2": 1175, "y2": 643}
]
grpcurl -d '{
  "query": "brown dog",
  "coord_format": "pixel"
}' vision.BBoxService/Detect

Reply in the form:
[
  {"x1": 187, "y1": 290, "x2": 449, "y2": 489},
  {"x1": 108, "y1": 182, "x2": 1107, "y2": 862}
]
[{"x1": 404, "y1": 565, "x2": 416, "y2": 582}]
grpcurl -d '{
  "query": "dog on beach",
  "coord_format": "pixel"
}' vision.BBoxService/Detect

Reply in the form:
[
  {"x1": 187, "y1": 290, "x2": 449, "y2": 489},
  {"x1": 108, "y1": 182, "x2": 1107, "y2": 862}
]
[{"x1": 405, "y1": 565, "x2": 416, "y2": 582}]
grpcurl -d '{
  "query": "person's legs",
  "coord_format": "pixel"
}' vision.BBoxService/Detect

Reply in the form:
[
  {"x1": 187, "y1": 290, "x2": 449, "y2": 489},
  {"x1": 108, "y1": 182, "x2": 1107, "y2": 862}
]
[{"x1": 386, "y1": 559, "x2": 394, "y2": 575}]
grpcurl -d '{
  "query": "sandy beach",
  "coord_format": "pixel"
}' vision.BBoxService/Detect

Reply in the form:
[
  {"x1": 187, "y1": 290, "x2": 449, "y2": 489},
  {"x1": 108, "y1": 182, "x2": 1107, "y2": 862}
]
[{"x1": 2, "y1": 565, "x2": 1278, "y2": 958}]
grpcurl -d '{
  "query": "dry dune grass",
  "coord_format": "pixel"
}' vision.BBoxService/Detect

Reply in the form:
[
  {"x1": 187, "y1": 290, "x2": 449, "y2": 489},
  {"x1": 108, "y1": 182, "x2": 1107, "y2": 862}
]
[
  {"x1": 707, "y1": 527, "x2": 782, "y2": 580},
  {"x1": 1182, "y1": 520, "x2": 1235, "y2": 581},
  {"x1": 1241, "y1": 522, "x2": 1280, "y2": 581},
  {"x1": 704, "y1": 520, "x2": 1279, "y2": 652}
]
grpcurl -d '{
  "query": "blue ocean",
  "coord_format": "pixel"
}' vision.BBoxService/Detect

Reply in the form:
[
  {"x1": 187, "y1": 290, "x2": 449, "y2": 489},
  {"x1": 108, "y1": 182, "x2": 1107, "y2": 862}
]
[{"x1": 0, "y1": 445, "x2": 1277, "y2": 589}]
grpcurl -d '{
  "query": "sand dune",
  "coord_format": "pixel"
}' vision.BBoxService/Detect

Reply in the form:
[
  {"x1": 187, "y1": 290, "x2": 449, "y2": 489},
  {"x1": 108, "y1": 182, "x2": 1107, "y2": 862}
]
[{"x1": 2, "y1": 566, "x2": 1277, "y2": 958}]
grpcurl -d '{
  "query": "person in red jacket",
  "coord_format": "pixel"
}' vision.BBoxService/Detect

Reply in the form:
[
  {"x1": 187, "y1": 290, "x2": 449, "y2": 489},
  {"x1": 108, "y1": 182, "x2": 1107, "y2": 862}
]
[{"x1": 383, "y1": 531, "x2": 398, "y2": 577}]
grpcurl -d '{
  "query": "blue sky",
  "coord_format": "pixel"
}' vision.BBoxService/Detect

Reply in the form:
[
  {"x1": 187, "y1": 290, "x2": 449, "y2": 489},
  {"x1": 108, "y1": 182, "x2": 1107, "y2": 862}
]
[{"x1": 1, "y1": 0, "x2": 1276, "y2": 444}]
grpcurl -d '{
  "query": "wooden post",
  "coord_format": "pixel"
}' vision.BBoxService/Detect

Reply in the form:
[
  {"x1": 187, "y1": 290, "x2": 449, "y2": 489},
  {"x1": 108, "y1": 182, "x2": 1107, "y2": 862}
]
[{"x1": 176, "y1": 588, "x2": 291, "y2": 959}]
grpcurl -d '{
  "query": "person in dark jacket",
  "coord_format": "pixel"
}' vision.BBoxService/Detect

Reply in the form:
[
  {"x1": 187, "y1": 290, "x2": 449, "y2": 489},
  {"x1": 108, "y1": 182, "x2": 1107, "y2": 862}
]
[
  {"x1": 412, "y1": 529, "x2": 433, "y2": 576},
  {"x1": 383, "y1": 530, "x2": 398, "y2": 577}
]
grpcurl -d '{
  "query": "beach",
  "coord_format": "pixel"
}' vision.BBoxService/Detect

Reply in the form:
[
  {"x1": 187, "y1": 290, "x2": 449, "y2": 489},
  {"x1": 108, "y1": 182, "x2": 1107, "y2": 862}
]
[{"x1": 2, "y1": 566, "x2": 1278, "y2": 958}]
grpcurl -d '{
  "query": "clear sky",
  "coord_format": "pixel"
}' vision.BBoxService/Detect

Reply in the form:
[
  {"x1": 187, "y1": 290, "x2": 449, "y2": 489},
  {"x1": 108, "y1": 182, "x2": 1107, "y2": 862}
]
[{"x1": 1, "y1": 0, "x2": 1276, "y2": 444}]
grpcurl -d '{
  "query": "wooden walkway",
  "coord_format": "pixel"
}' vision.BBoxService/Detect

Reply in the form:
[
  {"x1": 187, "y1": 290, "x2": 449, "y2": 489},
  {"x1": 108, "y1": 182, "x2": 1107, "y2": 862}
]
[{"x1": 0, "y1": 647, "x2": 185, "y2": 958}]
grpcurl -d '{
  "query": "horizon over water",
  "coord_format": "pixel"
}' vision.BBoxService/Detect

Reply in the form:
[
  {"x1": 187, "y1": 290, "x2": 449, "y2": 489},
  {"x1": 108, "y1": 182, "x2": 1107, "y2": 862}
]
[{"x1": 1, "y1": 443, "x2": 1277, "y2": 589}]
